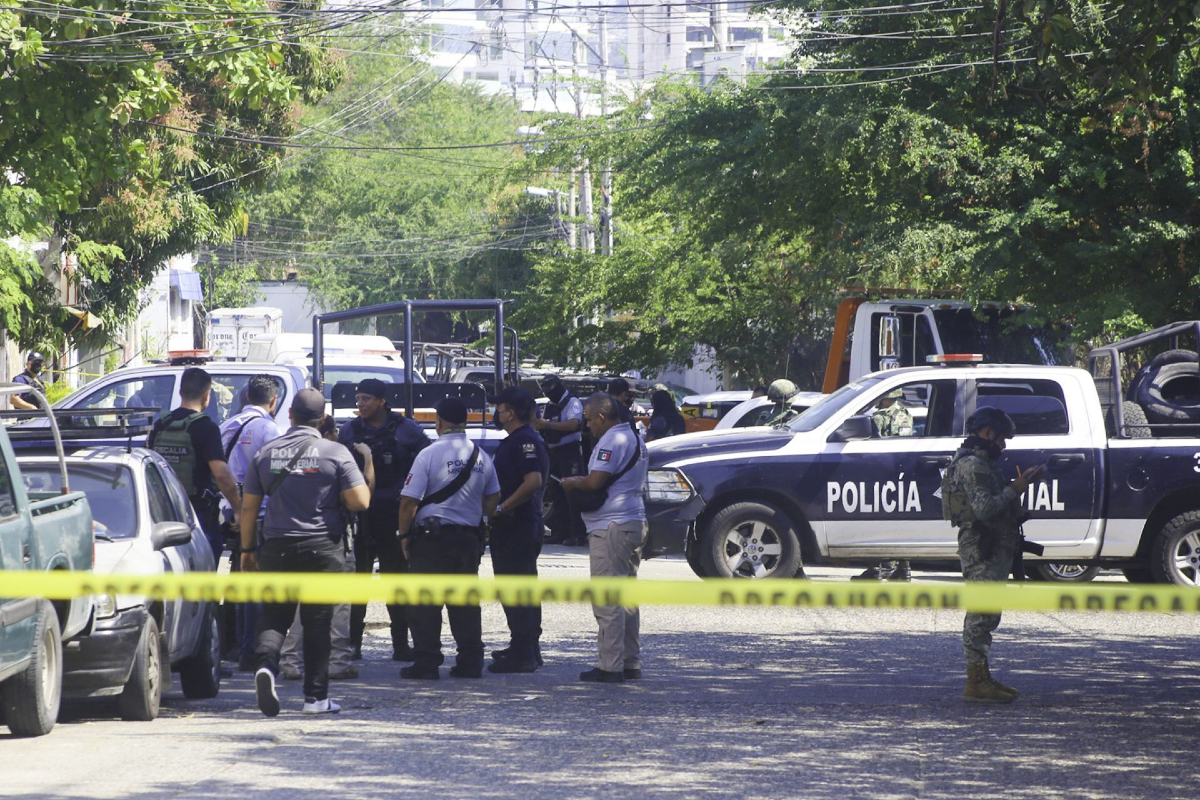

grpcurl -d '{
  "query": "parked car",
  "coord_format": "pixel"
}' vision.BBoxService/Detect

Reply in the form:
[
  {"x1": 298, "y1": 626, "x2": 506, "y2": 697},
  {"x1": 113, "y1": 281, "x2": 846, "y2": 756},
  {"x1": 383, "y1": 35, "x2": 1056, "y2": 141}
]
[
  {"x1": 715, "y1": 392, "x2": 825, "y2": 430},
  {"x1": 0, "y1": 386, "x2": 95, "y2": 737},
  {"x1": 17, "y1": 446, "x2": 221, "y2": 720}
]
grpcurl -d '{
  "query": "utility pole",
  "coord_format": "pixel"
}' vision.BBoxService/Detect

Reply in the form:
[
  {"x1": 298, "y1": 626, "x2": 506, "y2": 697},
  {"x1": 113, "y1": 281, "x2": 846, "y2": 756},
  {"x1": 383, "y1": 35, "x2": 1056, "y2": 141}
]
[
  {"x1": 600, "y1": 12, "x2": 613, "y2": 256},
  {"x1": 573, "y1": 29, "x2": 594, "y2": 254}
]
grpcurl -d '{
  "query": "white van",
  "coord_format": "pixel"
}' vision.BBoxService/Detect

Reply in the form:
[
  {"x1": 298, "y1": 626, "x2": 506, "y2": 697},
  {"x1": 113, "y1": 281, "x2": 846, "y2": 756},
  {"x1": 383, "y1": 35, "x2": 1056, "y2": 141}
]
[{"x1": 245, "y1": 333, "x2": 401, "y2": 364}]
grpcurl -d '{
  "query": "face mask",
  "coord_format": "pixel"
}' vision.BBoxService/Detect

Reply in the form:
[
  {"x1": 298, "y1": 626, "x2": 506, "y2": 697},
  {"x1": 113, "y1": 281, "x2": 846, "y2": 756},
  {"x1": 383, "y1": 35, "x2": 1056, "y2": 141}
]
[
  {"x1": 30, "y1": 362, "x2": 43, "y2": 375},
  {"x1": 492, "y1": 410, "x2": 504, "y2": 430}
]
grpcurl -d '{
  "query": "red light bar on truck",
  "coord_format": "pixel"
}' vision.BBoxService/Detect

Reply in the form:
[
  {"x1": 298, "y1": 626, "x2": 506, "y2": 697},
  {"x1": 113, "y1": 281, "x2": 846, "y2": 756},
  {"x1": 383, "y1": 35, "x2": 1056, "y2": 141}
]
[
  {"x1": 927, "y1": 354, "x2": 984, "y2": 365},
  {"x1": 168, "y1": 350, "x2": 211, "y2": 365}
]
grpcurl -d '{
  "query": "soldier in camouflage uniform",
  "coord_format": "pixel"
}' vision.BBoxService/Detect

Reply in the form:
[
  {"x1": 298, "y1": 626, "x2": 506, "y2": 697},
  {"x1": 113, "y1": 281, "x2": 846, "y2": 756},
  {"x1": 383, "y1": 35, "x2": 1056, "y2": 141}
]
[
  {"x1": 853, "y1": 391, "x2": 916, "y2": 581},
  {"x1": 940, "y1": 406, "x2": 1042, "y2": 704}
]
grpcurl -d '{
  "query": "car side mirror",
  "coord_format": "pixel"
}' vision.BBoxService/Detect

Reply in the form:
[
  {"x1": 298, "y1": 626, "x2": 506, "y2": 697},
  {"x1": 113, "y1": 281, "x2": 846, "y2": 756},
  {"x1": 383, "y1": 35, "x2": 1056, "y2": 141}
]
[
  {"x1": 151, "y1": 521, "x2": 193, "y2": 551},
  {"x1": 828, "y1": 415, "x2": 874, "y2": 443}
]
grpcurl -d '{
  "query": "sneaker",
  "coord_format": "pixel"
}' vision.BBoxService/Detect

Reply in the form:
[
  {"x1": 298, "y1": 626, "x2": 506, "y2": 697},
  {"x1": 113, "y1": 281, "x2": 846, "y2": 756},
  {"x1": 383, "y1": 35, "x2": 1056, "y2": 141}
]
[
  {"x1": 282, "y1": 668, "x2": 302, "y2": 681},
  {"x1": 329, "y1": 666, "x2": 359, "y2": 680},
  {"x1": 255, "y1": 668, "x2": 280, "y2": 717},
  {"x1": 623, "y1": 667, "x2": 642, "y2": 680},
  {"x1": 301, "y1": 698, "x2": 341, "y2": 715},
  {"x1": 237, "y1": 654, "x2": 257, "y2": 673},
  {"x1": 488, "y1": 658, "x2": 537, "y2": 674},
  {"x1": 884, "y1": 565, "x2": 912, "y2": 582},
  {"x1": 579, "y1": 667, "x2": 624, "y2": 684},
  {"x1": 399, "y1": 664, "x2": 440, "y2": 680},
  {"x1": 449, "y1": 664, "x2": 482, "y2": 679}
]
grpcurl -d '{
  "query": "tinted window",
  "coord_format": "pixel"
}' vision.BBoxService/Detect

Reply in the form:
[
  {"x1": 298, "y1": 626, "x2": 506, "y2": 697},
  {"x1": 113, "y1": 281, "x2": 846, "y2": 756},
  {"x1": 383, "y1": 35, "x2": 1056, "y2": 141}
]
[
  {"x1": 207, "y1": 374, "x2": 289, "y2": 426},
  {"x1": 787, "y1": 376, "x2": 888, "y2": 433},
  {"x1": 933, "y1": 308, "x2": 1070, "y2": 365},
  {"x1": 975, "y1": 380, "x2": 1070, "y2": 436},
  {"x1": 68, "y1": 375, "x2": 175, "y2": 421},
  {"x1": 145, "y1": 464, "x2": 178, "y2": 524},
  {"x1": 21, "y1": 464, "x2": 137, "y2": 538},
  {"x1": 158, "y1": 460, "x2": 196, "y2": 525},
  {"x1": 857, "y1": 380, "x2": 956, "y2": 438}
]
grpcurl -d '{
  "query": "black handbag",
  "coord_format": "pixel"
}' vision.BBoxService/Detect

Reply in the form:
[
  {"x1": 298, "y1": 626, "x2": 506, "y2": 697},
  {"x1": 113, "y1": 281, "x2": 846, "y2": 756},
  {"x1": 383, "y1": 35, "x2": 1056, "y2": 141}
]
[{"x1": 571, "y1": 427, "x2": 641, "y2": 513}]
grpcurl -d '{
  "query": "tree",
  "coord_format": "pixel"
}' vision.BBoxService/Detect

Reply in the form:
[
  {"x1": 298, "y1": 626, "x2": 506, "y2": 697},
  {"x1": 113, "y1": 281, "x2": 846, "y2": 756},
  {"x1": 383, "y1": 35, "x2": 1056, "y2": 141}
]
[
  {"x1": 0, "y1": 0, "x2": 338, "y2": 346},
  {"x1": 516, "y1": 1, "x2": 1200, "y2": 387}
]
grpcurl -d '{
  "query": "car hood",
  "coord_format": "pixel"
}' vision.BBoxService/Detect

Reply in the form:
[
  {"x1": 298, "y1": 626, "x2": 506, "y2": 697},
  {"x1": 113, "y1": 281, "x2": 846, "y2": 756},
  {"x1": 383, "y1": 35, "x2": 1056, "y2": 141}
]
[
  {"x1": 94, "y1": 538, "x2": 158, "y2": 576},
  {"x1": 648, "y1": 428, "x2": 793, "y2": 468}
]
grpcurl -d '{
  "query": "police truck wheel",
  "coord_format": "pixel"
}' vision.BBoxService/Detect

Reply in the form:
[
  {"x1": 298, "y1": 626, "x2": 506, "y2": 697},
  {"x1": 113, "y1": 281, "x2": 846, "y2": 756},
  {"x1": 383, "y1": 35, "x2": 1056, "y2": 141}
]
[
  {"x1": 700, "y1": 501, "x2": 802, "y2": 580},
  {"x1": 1, "y1": 599, "x2": 62, "y2": 737},
  {"x1": 118, "y1": 616, "x2": 162, "y2": 721},
  {"x1": 1150, "y1": 511, "x2": 1200, "y2": 586},
  {"x1": 179, "y1": 606, "x2": 221, "y2": 699},
  {"x1": 1029, "y1": 563, "x2": 1101, "y2": 583}
]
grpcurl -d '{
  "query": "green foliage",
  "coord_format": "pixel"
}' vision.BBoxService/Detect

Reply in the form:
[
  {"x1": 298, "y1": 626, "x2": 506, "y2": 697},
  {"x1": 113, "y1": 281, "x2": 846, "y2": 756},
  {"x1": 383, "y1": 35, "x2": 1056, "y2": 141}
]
[
  {"x1": 518, "y1": 1, "x2": 1200, "y2": 385},
  {"x1": 0, "y1": 1, "x2": 338, "y2": 341},
  {"x1": 198, "y1": 254, "x2": 265, "y2": 311},
  {"x1": 240, "y1": 38, "x2": 538, "y2": 333}
]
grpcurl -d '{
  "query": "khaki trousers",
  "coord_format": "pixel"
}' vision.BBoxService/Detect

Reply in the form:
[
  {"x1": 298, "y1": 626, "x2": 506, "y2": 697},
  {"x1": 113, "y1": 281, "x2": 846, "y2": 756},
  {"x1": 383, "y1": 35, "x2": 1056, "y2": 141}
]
[{"x1": 588, "y1": 520, "x2": 648, "y2": 673}]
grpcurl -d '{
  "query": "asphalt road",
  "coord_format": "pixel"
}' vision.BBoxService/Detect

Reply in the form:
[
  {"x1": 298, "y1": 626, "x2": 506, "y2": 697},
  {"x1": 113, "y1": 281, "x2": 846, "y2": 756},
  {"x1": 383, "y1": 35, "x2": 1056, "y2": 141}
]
[{"x1": 3, "y1": 549, "x2": 1199, "y2": 800}]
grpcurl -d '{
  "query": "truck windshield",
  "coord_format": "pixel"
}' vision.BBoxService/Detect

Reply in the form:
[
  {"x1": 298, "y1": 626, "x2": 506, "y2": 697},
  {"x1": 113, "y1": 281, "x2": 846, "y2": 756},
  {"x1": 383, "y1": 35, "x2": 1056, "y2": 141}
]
[
  {"x1": 20, "y1": 464, "x2": 138, "y2": 539},
  {"x1": 933, "y1": 308, "x2": 1069, "y2": 365},
  {"x1": 321, "y1": 365, "x2": 424, "y2": 400},
  {"x1": 786, "y1": 376, "x2": 887, "y2": 433}
]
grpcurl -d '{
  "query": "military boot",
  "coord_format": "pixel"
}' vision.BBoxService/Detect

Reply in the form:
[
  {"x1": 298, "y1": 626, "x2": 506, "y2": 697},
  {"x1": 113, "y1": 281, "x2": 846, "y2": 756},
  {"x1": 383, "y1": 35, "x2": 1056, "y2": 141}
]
[
  {"x1": 963, "y1": 661, "x2": 1015, "y2": 704},
  {"x1": 982, "y1": 660, "x2": 1019, "y2": 699}
]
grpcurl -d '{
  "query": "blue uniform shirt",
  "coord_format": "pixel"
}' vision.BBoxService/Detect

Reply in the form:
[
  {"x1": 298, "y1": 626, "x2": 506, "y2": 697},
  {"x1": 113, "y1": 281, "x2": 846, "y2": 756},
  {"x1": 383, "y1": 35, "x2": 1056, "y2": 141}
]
[
  {"x1": 338, "y1": 411, "x2": 429, "y2": 504},
  {"x1": 492, "y1": 423, "x2": 550, "y2": 528}
]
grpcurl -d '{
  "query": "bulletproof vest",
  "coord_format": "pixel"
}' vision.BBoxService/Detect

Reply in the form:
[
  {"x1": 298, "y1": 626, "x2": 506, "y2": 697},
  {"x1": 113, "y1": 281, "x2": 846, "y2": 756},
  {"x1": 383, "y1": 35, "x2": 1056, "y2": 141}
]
[
  {"x1": 941, "y1": 449, "x2": 982, "y2": 527},
  {"x1": 349, "y1": 412, "x2": 410, "y2": 492},
  {"x1": 541, "y1": 396, "x2": 571, "y2": 445},
  {"x1": 151, "y1": 411, "x2": 207, "y2": 498}
]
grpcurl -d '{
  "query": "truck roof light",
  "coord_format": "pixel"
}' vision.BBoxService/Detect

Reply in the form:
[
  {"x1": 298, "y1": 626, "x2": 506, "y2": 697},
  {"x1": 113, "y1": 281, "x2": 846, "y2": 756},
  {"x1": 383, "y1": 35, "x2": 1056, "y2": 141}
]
[
  {"x1": 927, "y1": 354, "x2": 984, "y2": 365},
  {"x1": 167, "y1": 350, "x2": 211, "y2": 365}
]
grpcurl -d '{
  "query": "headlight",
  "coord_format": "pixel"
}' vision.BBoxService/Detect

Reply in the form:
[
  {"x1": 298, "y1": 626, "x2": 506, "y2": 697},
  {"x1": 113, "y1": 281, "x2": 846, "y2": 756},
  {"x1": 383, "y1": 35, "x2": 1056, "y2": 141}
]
[
  {"x1": 94, "y1": 593, "x2": 118, "y2": 620},
  {"x1": 645, "y1": 469, "x2": 694, "y2": 504}
]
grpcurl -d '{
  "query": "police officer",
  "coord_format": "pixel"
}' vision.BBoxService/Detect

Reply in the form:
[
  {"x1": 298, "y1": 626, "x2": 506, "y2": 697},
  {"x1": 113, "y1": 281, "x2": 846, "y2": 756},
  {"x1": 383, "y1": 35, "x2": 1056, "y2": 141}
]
[
  {"x1": 10, "y1": 351, "x2": 47, "y2": 410},
  {"x1": 486, "y1": 387, "x2": 549, "y2": 673},
  {"x1": 339, "y1": 378, "x2": 429, "y2": 662},
  {"x1": 940, "y1": 406, "x2": 1043, "y2": 704},
  {"x1": 764, "y1": 378, "x2": 801, "y2": 427},
  {"x1": 533, "y1": 373, "x2": 585, "y2": 545},
  {"x1": 397, "y1": 397, "x2": 500, "y2": 680},
  {"x1": 240, "y1": 388, "x2": 370, "y2": 716},
  {"x1": 562, "y1": 392, "x2": 649, "y2": 684},
  {"x1": 854, "y1": 390, "x2": 916, "y2": 582},
  {"x1": 148, "y1": 368, "x2": 242, "y2": 560}
]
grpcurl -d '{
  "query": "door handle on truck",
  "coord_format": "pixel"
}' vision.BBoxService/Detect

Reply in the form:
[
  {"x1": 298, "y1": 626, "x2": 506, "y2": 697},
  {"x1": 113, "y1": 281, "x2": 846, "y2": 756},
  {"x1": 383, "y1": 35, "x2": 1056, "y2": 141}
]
[
  {"x1": 917, "y1": 455, "x2": 952, "y2": 467},
  {"x1": 22, "y1": 544, "x2": 31, "y2": 564},
  {"x1": 1047, "y1": 453, "x2": 1085, "y2": 469}
]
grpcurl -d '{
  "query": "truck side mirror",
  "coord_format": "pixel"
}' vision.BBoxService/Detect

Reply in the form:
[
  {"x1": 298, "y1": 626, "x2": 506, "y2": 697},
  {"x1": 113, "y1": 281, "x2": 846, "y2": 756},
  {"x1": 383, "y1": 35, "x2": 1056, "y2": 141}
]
[
  {"x1": 151, "y1": 521, "x2": 193, "y2": 551},
  {"x1": 828, "y1": 415, "x2": 874, "y2": 443}
]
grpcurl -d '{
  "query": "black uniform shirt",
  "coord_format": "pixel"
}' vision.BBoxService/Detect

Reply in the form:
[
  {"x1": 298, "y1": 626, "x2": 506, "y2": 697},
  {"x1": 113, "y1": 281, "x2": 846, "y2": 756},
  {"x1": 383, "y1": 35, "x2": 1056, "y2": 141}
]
[{"x1": 493, "y1": 423, "x2": 549, "y2": 528}]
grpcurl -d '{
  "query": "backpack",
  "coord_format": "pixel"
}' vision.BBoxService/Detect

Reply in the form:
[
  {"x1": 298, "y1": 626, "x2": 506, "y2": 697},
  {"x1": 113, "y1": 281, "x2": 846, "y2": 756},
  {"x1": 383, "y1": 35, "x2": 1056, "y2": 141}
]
[{"x1": 151, "y1": 411, "x2": 207, "y2": 498}]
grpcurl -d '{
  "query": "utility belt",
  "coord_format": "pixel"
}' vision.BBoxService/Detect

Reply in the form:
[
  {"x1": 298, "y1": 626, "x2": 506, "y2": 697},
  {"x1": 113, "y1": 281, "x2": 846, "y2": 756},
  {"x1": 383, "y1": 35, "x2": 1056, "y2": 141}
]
[{"x1": 412, "y1": 518, "x2": 486, "y2": 555}]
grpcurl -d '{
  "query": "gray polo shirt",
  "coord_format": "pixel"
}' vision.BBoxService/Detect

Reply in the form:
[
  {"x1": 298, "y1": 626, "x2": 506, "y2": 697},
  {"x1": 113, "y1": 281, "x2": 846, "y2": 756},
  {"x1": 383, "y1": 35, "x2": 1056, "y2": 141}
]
[
  {"x1": 244, "y1": 426, "x2": 365, "y2": 539},
  {"x1": 402, "y1": 432, "x2": 500, "y2": 527},
  {"x1": 580, "y1": 422, "x2": 648, "y2": 530}
]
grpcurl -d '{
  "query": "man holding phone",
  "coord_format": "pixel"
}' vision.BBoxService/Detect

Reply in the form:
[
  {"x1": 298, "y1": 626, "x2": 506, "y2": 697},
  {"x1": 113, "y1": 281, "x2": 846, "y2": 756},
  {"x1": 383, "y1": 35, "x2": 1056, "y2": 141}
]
[{"x1": 941, "y1": 406, "x2": 1044, "y2": 705}]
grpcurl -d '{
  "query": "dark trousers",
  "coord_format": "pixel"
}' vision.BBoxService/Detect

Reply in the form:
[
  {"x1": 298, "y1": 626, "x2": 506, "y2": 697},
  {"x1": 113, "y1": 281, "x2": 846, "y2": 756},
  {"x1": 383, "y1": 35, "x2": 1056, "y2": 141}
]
[
  {"x1": 408, "y1": 526, "x2": 484, "y2": 670},
  {"x1": 350, "y1": 501, "x2": 410, "y2": 655},
  {"x1": 546, "y1": 443, "x2": 585, "y2": 542},
  {"x1": 254, "y1": 535, "x2": 344, "y2": 701},
  {"x1": 490, "y1": 518, "x2": 543, "y2": 662}
]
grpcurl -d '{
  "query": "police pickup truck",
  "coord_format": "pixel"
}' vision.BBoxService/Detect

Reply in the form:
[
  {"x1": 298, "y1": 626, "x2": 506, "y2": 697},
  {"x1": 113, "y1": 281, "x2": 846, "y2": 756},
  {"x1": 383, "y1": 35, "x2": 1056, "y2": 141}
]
[{"x1": 645, "y1": 356, "x2": 1200, "y2": 586}]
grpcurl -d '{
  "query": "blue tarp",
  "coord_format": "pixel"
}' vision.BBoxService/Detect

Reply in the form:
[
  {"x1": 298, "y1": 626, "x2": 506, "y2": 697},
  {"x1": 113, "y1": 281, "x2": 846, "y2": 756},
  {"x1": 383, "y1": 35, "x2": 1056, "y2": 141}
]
[{"x1": 169, "y1": 269, "x2": 204, "y2": 302}]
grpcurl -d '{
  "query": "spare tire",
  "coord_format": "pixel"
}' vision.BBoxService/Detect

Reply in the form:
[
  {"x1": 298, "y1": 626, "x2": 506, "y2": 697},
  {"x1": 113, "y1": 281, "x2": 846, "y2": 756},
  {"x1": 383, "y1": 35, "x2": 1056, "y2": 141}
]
[
  {"x1": 1106, "y1": 401, "x2": 1152, "y2": 438},
  {"x1": 1132, "y1": 349, "x2": 1200, "y2": 431}
]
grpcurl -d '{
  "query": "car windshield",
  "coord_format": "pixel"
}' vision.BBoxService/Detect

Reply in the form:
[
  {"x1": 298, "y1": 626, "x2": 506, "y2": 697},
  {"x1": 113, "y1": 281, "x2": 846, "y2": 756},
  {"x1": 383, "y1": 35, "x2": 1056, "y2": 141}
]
[
  {"x1": 321, "y1": 365, "x2": 424, "y2": 400},
  {"x1": 785, "y1": 376, "x2": 887, "y2": 433},
  {"x1": 20, "y1": 463, "x2": 138, "y2": 539}
]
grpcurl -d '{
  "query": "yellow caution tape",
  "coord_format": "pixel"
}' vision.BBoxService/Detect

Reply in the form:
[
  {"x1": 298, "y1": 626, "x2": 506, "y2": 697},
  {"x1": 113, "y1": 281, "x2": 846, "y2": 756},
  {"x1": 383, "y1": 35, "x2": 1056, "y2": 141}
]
[{"x1": 2, "y1": 571, "x2": 1200, "y2": 613}]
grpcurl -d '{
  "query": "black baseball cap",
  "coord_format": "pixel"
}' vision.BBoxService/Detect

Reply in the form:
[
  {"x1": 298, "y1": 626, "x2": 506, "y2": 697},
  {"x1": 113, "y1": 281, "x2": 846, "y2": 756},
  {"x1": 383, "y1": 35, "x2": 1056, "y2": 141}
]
[
  {"x1": 541, "y1": 373, "x2": 562, "y2": 386},
  {"x1": 291, "y1": 388, "x2": 327, "y2": 422},
  {"x1": 356, "y1": 378, "x2": 389, "y2": 399},
  {"x1": 488, "y1": 386, "x2": 535, "y2": 416},
  {"x1": 435, "y1": 397, "x2": 468, "y2": 425},
  {"x1": 27, "y1": 351, "x2": 44, "y2": 362},
  {"x1": 608, "y1": 377, "x2": 632, "y2": 395}
]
